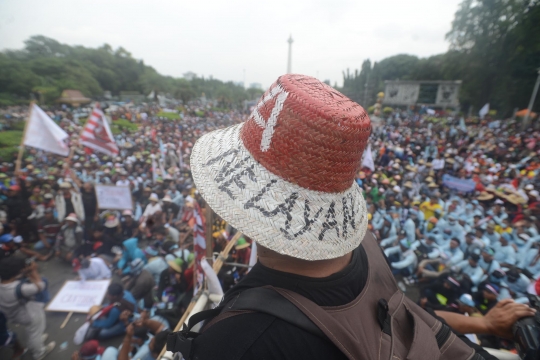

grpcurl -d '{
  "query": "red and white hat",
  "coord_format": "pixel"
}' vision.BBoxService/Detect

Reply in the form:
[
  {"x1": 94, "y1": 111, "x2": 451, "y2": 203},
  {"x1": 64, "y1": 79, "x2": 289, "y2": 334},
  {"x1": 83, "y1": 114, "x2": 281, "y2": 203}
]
[{"x1": 191, "y1": 74, "x2": 371, "y2": 260}]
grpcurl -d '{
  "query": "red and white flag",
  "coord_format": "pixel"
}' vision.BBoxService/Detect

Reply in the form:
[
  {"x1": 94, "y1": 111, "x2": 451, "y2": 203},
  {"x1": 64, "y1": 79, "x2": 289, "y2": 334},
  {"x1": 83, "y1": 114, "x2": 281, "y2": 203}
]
[{"x1": 80, "y1": 104, "x2": 119, "y2": 156}]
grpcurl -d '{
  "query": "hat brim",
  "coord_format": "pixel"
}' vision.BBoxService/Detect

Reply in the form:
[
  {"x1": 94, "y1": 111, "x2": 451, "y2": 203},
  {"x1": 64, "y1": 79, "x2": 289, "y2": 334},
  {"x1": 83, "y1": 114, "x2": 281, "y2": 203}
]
[
  {"x1": 235, "y1": 243, "x2": 251, "y2": 250},
  {"x1": 167, "y1": 261, "x2": 182, "y2": 273},
  {"x1": 191, "y1": 124, "x2": 368, "y2": 261}
]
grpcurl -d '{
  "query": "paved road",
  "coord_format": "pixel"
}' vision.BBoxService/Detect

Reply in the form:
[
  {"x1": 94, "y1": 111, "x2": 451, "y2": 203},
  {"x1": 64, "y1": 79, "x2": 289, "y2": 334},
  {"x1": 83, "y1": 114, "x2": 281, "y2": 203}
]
[{"x1": 14, "y1": 257, "x2": 123, "y2": 360}]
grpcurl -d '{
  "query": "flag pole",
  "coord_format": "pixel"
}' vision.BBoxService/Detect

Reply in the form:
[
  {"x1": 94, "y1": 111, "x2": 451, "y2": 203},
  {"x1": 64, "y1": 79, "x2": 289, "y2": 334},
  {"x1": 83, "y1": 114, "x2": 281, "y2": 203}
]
[{"x1": 15, "y1": 101, "x2": 34, "y2": 173}]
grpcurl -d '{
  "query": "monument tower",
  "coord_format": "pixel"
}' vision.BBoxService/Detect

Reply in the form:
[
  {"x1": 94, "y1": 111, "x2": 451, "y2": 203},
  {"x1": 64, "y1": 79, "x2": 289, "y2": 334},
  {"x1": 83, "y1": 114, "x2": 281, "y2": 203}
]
[{"x1": 287, "y1": 35, "x2": 293, "y2": 74}]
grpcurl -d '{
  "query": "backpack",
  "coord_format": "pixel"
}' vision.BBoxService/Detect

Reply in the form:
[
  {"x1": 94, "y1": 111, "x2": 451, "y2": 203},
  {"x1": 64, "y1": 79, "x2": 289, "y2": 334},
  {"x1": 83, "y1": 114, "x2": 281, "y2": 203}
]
[
  {"x1": 168, "y1": 233, "x2": 484, "y2": 360},
  {"x1": 15, "y1": 277, "x2": 50, "y2": 304}
]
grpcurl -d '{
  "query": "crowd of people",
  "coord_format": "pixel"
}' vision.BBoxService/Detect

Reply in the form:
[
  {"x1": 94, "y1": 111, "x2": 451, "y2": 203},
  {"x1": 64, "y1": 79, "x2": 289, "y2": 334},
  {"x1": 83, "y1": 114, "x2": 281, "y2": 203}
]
[
  {"x1": 0, "y1": 103, "x2": 252, "y2": 360},
  {"x1": 366, "y1": 113, "x2": 540, "y2": 350},
  {"x1": 0, "y1": 99, "x2": 539, "y2": 358}
]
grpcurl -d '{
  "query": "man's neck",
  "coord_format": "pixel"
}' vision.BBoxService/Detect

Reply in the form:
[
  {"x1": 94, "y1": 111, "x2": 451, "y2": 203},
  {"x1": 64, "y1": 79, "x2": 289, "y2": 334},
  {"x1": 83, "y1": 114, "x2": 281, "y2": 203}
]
[{"x1": 258, "y1": 251, "x2": 353, "y2": 278}]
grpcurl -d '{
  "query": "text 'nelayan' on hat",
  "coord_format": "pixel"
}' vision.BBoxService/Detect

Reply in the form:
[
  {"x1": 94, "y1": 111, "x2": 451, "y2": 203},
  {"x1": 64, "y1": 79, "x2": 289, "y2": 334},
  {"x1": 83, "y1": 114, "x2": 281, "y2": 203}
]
[{"x1": 190, "y1": 74, "x2": 371, "y2": 261}]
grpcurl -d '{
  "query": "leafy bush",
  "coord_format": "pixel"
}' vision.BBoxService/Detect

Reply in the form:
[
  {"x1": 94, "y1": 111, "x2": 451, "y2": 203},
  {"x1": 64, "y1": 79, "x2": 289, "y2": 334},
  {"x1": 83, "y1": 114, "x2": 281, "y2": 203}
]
[{"x1": 156, "y1": 111, "x2": 180, "y2": 120}]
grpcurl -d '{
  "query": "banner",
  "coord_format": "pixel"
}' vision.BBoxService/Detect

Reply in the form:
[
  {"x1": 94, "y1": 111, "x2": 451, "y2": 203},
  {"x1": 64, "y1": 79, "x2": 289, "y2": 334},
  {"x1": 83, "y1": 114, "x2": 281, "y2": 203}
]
[
  {"x1": 384, "y1": 83, "x2": 420, "y2": 105},
  {"x1": 25, "y1": 104, "x2": 69, "y2": 156},
  {"x1": 442, "y1": 174, "x2": 477, "y2": 193},
  {"x1": 95, "y1": 185, "x2": 133, "y2": 210},
  {"x1": 46, "y1": 280, "x2": 110, "y2": 313}
]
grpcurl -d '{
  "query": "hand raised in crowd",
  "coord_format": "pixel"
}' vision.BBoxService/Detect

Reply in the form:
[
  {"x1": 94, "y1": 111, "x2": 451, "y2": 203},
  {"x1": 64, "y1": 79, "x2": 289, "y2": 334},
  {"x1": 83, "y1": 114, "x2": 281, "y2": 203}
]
[
  {"x1": 483, "y1": 299, "x2": 536, "y2": 339},
  {"x1": 125, "y1": 323, "x2": 135, "y2": 338}
]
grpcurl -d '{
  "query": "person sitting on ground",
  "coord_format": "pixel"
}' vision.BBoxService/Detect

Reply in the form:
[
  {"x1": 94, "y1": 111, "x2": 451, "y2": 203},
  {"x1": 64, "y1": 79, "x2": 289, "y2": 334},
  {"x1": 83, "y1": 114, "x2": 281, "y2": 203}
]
[
  {"x1": 70, "y1": 340, "x2": 104, "y2": 360},
  {"x1": 88, "y1": 283, "x2": 137, "y2": 339},
  {"x1": 384, "y1": 237, "x2": 417, "y2": 276},
  {"x1": 0, "y1": 233, "x2": 51, "y2": 261},
  {"x1": 156, "y1": 258, "x2": 191, "y2": 327},
  {"x1": 97, "y1": 309, "x2": 170, "y2": 360},
  {"x1": 35, "y1": 208, "x2": 60, "y2": 251},
  {"x1": 123, "y1": 259, "x2": 155, "y2": 309},
  {"x1": 142, "y1": 246, "x2": 168, "y2": 284},
  {"x1": 453, "y1": 253, "x2": 485, "y2": 288},
  {"x1": 121, "y1": 210, "x2": 139, "y2": 241},
  {"x1": 55, "y1": 213, "x2": 84, "y2": 262},
  {"x1": 116, "y1": 237, "x2": 146, "y2": 275},
  {"x1": 75, "y1": 257, "x2": 112, "y2": 281},
  {"x1": 0, "y1": 257, "x2": 55, "y2": 359}
]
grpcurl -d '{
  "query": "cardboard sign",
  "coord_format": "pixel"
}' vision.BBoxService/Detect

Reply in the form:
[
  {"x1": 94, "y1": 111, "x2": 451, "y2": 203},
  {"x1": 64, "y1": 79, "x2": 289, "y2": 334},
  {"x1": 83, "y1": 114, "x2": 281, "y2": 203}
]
[
  {"x1": 46, "y1": 280, "x2": 111, "y2": 313},
  {"x1": 95, "y1": 184, "x2": 133, "y2": 210}
]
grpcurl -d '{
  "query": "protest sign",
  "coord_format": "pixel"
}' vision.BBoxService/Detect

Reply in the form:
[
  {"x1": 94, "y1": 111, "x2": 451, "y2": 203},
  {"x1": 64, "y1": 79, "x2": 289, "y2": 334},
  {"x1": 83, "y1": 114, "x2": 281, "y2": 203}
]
[
  {"x1": 95, "y1": 184, "x2": 133, "y2": 210},
  {"x1": 46, "y1": 280, "x2": 110, "y2": 313},
  {"x1": 442, "y1": 174, "x2": 477, "y2": 193}
]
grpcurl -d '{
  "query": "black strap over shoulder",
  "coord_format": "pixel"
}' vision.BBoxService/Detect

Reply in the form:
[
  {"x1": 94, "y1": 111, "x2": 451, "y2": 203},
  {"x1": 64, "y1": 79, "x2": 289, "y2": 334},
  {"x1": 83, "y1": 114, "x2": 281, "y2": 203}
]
[{"x1": 167, "y1": 287, "x2": 325, "y2": 359}]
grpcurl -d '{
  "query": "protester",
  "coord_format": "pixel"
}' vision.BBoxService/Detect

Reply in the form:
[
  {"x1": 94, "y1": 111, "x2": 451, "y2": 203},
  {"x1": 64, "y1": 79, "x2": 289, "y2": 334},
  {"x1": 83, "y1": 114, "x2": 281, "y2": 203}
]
[
  {"x1": 0, "y1": 257, "x2": 55, "y2": 359},
  {"x1": 76, "y1": 257, "x2": 112, "y2": 281},
  {"x1": 169, "y1": 75, "x2": 494, "y2": 359},
  {"x1": 55, "y1": 213, "x2": 84, "y2": 262},
  {"x1": 88, "y1": 283, "x2": 136, "y2": 339},
  {"x1": 123, "y1": 258, "x2": 155, "y2": 309}
]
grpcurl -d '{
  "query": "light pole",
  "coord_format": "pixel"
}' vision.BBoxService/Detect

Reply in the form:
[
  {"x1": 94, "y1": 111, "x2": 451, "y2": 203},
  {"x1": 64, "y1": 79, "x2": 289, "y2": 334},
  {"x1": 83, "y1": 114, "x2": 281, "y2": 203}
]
[{"x1": 523, "y1": 67, "x2": 540, "y2": 129}]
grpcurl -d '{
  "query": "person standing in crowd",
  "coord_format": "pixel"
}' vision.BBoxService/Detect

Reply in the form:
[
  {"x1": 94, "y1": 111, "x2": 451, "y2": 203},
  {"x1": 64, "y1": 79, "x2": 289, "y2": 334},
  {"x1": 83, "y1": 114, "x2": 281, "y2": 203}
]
[
  {"x1": 55, "y1": 182, "x2": 85, "y2": 222},
  {"x1": 0, "y1": 257, "x2": 55, "y2": 359},
  {"x1": 80, "y1": 182, "x2": 98, "y2": 238},
  {"x1": 55, "y1": 213, "x2": 84, "y2": 262}
]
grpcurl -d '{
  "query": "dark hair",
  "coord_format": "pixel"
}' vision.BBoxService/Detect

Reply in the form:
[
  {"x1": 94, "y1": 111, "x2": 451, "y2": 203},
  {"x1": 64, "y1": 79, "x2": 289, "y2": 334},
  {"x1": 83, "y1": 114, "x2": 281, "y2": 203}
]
[
  {"x1": 153, "y1": 330, "x2": 170, "y2": 353},
  {"x1": 0, "y1": 257, "x2": 25, "y2": 280},
  {"x1": 133, "y1": 327, "x2": 149, "y2": 341},
  {"x1": 152, "y1": 226, "x2": 167, "y2": 236},
  {"x1": 470, "y1": 253, "x2": 480, "y2": 262},
  {"x1": 108, "y1": 283, "x2": 124, "y2": 297},
  {"x1": 161, "y1": 241, "x2": 177, "y2": 253},
  {"x1": 450, "y1": 238, "x2": 460, "y2": 245}
]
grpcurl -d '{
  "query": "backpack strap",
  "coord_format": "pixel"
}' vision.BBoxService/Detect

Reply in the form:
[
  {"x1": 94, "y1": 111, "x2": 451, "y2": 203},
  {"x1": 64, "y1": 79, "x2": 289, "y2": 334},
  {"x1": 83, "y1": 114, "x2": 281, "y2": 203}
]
[
  {"x1": 15, "y1": 280, "x2": 25, "y2": 302},
  {"x1": 167, "y1": 286, "x2": 325, "y2": 359}
]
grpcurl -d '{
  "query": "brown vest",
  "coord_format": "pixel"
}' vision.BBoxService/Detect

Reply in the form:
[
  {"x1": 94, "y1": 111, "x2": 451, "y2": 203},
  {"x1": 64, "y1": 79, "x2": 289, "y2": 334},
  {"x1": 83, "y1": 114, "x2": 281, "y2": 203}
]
[{"x1": 205, "y1": 232, "x2": 477, "y2": 360}]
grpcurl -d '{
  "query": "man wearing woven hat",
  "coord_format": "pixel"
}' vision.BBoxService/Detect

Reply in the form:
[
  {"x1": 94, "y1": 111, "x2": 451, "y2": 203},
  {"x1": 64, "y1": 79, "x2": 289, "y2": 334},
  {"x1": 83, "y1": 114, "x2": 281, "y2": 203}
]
[{"x1": 167, "y1": 75, "x2": 482, "y2": 359}]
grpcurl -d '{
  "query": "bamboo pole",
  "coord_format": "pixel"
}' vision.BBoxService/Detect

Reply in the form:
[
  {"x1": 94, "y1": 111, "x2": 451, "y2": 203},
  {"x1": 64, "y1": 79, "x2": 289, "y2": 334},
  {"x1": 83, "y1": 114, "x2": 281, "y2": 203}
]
[
  {"x1": 60, "y1": 311, "x2": 73, "y2": 329},
  {"x1": 157, "y1": 231, "x2": 244, "y2": 359},
  {"x1": 15, "y1": 101, "x2": 34, "y2": 173},
  {"x1": 205, "y1": 206, "x2": 214, "y2": 266},
  {"x1": 212, "y1": 231, "x2": 242, "y2": 272}
]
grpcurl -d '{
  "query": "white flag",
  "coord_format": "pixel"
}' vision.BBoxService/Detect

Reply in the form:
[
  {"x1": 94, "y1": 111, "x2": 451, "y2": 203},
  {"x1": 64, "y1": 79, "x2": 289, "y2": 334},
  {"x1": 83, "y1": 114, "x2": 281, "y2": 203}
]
[
  {"x1": 479, "y1": 103, "x2": 490, "y2": 119},
  {"x1": 362, "y1": 144, "x2": 375, "y2": 171},
  {"x1": 24, "y1": 104, "x2": 69, "y2": 156}
]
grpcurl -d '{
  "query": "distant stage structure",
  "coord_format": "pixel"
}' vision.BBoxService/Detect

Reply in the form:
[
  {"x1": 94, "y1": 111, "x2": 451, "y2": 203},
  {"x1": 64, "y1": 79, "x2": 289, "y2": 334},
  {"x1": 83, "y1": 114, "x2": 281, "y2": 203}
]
[{"x1": 383, "y1": 80, "x2": 462, "y2": 107}]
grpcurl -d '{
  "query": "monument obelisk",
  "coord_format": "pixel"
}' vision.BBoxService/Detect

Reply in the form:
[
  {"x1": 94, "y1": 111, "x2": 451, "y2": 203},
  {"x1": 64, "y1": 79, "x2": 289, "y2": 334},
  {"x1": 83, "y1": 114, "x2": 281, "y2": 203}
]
[{"x1": 287, "y1": 35, "x2": 293, "y2": 74}]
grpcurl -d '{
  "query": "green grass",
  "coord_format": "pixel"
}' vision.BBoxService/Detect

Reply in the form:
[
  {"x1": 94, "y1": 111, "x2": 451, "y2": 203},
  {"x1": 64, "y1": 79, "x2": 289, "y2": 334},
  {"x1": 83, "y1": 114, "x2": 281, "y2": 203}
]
[
  {"x1": 0, "y1": 131, "x2": 23, "y2": 162},
  {"x1": 156, "y1": 111, "x2": 180, "y2": 120}
]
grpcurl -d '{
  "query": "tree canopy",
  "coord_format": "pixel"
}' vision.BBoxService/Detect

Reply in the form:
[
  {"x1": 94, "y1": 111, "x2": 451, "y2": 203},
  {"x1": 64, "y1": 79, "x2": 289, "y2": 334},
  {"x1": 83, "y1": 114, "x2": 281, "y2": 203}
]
[
  {"x1": 0, "y1": 36, "x2": 262, "y2": 107},
  {"x1": 341, "y1": 0, "x2": 540, "y2": 116}
]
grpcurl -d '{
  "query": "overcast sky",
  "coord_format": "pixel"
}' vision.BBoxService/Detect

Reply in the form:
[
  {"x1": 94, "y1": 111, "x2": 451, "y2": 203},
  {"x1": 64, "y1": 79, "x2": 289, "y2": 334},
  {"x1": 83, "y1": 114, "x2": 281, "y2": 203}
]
[{"x1": 0, "y1": 0, "x2": 461, "y2": 88}]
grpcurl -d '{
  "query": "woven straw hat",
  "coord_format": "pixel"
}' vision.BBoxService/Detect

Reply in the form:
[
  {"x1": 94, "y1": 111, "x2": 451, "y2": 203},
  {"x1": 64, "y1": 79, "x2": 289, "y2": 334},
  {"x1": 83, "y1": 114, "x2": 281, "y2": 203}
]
[{"x1": 191, "y1": 74, "x2": 370, "y2": 260}]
